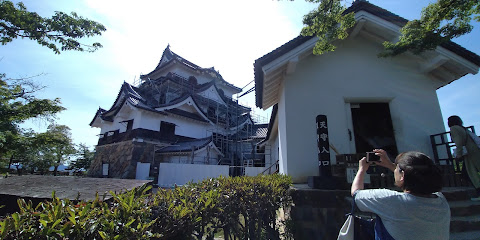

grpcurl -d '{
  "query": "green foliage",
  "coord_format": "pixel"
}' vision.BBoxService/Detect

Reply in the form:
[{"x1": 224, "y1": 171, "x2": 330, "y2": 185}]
[
  {"x1": 0, "y1": 1, "x2": 105, "y2": 172},
  {"x1": 70, "y1": 143, "x2": 94, "y2": 172},
  {"x1": 301, "y1": 0, "x2": 479, "y2": 57},
  {"x1": 0, "y1": 76, "x2": 65, "y2": 160},
  {"x1": 381, "y1": 0, "x2": 480, "y2": 57},
  {"x1": 0, "y1": 175, "x2": 293, "y2": 240},
  {"x1": 35, "y1": 124, "x2": 76, "y2": 175},
  {"x1": 0, "y1": 0, "x2": 106, "y2": 54},
  {"x1": 96, "y1": 186, "x2": 159, "y2": 240},
  {"x1": 301, "y1": 0, "x2": 355, "y2": 55}
]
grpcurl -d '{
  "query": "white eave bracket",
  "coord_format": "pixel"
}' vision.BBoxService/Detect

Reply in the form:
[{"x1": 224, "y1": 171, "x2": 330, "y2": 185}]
[
  {"x1": 350, "y1": 19, "x2": 367, "y2": 38},
  {"x1": 421, "y1": 55, "x2": 448, "y2": 74},
  {"x1": 286, "y1": 57, "x2": 299, "y2": 74}
]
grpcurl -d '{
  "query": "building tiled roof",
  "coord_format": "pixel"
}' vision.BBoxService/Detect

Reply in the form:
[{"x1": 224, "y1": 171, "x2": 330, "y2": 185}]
[
  {"x1": 144, "y1": 46, "x2": 242, "y2": 92},
  {"x1": 254, "y1": 35, "x2": 313, "y2": 108},
  {"x1": 230, "y1": 121, "x2": 267, "y2": 141},
  {"x1": 89, "y1": 107, "x2": 107, "y2": 126},
  {"x1": 258, "y1": 104, "x2": 278, "y2": 145},
  {"x1": 254, "y1": 0, "x2": 480, "y2": 108},
  {"x1": 252, "y1": 124, "x2": 269, "y2": 139},
  {"x1": 90, "y1": 82, "x2": 169, "y2": 126},
  {"x1": 165, "y1": 108, "x2": 208, "y2": 123}
]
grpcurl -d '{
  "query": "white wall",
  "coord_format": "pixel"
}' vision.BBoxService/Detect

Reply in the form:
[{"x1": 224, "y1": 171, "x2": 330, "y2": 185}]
[
  {"x1": 277, "y1": 36, "x2": 446, "y2": 183},
  {"x1": 245, "y1": 167, "x2": 267, "y2": 176},
  {"x1": 98, "y1": 102, "x2": 232, "y2": 141},
  {"x1": 163, "y1": 147, "x2": 221, "y2": 165},
  {"x1": 173, "y1": 116, "x2": 211, "y2": 138},
  {"x1": 136, "y1": 110, "x2": 212, "y2": 139},
  {"x1": 158, "y1": 163, "x2": 229, "y2": 187},
  {"x1": 198, "y1": 85, "x2": 226, "y2": 105},
  {"x1": 218, "y1": 84, "x2": 237, "y2": 98},
  {"x1": 99, "y1": 104, "x2": 140, "y2": 134},
  {"x1": 135, "y1": 162, "x2": 151, "y2": 180}
]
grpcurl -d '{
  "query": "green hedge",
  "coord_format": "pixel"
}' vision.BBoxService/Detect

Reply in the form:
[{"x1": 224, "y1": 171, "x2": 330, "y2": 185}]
[{"x1": 0, "y1": 174, "x2": 292, "y2": 240}]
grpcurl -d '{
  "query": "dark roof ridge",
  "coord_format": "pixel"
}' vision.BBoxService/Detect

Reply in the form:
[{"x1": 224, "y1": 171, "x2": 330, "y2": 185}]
[
  {"x1": 89, "y1": 107, "x2": 107, "y2": 126},
  {"x1": 102, "y1": 82, "x2": 139, "y2": 116}
]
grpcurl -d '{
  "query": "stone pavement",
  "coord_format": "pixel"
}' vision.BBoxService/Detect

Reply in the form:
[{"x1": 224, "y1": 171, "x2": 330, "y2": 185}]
[{"x1": 0, "y1": 175, "x2": 152, "y2": 201}]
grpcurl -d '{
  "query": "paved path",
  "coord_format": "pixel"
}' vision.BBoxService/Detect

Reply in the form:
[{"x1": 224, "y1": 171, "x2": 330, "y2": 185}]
[{"x1": 0, "y1": 175, "x2": 152, "y2": 201}]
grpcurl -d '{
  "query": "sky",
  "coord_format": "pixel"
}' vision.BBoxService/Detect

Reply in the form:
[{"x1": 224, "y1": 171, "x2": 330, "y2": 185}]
[{"x1": 1, "y1": 0, "x2": 479, "y2": 150}]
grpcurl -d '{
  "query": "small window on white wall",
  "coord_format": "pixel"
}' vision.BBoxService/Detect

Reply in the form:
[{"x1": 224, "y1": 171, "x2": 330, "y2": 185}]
[
  {"x1": 160, "y1": 121, "x2": 176, "y2": 137},
  {"x1": 126, "y1": 119, "x2": 134, "y2": 131}
]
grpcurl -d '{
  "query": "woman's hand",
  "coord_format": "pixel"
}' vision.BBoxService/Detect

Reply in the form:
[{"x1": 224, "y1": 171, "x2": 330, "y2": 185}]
[
  {"x1": 373, "y1": 149, "x2": 396, "y2": 172},
  {"x1": 359, "y1": 157, "x2": 370, "y2": 172},
  {"x1": 352, "y1": 157, "x2": 369, "y2": 196}
]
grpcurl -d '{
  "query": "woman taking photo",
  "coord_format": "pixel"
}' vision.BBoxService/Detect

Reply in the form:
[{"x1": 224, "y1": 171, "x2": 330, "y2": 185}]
[{"x1": 351, "y1": 150, "x2": 450, "y2": 240}]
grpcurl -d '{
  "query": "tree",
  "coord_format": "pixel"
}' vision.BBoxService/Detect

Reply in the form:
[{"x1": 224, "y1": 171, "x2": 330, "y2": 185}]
[
  {"x1": 71, "y1": 143, "x2": 94, "y2": 173},
  {"x1": 0, "y1": 75, "x2": 65, "y2": 160},
  {"x1": 301, "y1": 0, "x2": 355, "y2": 55},
  {"x1": 0, "y1": 0, "x2": 106, "y2": 54},
  {"x1": 302, "y1": 0, "x2": 480, "y2": 57},
  {"x1": 381, "y1": 0, "x2": 480, "y2": 57},
  {"x1": 35, "y1": 124, "x2": 76, "y2": 176},
  {"x1": 0, "y1": 1, "x2": 105, "y2": 170}
]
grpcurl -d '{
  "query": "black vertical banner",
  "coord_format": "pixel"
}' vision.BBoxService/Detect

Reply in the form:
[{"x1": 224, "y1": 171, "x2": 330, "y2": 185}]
[{"x1": 316, "y1": 115, "x2": 331, "y2": 176}]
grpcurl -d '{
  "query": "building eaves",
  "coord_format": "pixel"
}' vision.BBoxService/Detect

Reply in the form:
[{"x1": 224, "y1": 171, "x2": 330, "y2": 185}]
[
  {"x1": 258, "y1": 104, "x2": 278, "y2": 145},
  {"x1": 95, "y1": 82, "x2": 168, "y2": 123},
  {"x1": 156, "y1": 137, "x2": 212, "y2": 153},
  {"x1": 133, "y1": 102, "x2": 168, "y2": 116},
  {"x1": 254, "y1": 1, "x2": 480, "y2": 108},
  {"x1": 89, "y1": 107, "x2": 107, "y2": 126},
  {"x1": 254, "y1": 35, "x2": 313, "y2": 108},
  {"x1": 195, "y1": 80, "x2": 216, "y2": 93},
  {"x1": 165, "y1": 108, "x2": 208, "y2": 123},
  {"x1": 103, "y1": 82, "x2": 145, "y2": 114},
  {"x1": 156, "y1": 93, "x2": 191, "y2": 108},
  {"x1": 344, "y1": 1, "x2": 480, "y2": 67}
]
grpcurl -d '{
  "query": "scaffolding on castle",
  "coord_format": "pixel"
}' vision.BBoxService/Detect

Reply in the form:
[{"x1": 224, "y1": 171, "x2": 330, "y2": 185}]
[{"x1": 131, "y1": 74, "x2": 271, "y2": 170}]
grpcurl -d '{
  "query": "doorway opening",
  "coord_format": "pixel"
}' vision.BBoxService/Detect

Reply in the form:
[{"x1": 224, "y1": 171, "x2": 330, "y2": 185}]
[{"x1": 351, "y1": 103, "x2": 398, "y2": 156}]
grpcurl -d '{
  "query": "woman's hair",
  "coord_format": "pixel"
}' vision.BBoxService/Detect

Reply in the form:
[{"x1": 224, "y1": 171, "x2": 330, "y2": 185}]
[
  {"x1": 448, "y1": 115, "x2": 463, "y2": 127},
  {"x1": 395, "y1": 151, "x2": 443, "y2": 195}
]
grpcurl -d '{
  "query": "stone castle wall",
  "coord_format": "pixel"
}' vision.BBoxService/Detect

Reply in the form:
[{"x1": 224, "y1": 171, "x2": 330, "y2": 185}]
[{"x1": 88, "y1": 140, "x2": 155, "y2": 179}]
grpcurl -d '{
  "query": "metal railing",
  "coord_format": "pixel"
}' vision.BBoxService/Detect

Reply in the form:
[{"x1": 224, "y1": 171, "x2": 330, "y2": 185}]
[
  {"x1": 261, "y1": 160, "x2": 279, "y2": 175},
  {"x1": 430, "y1": 126, "x2": 476, "y2": 187}
]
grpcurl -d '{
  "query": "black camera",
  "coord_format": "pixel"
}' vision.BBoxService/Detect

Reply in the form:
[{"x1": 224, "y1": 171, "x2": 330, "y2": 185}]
[{"x1": 366, "y1": 152, "x2": 380, "y2": 162}]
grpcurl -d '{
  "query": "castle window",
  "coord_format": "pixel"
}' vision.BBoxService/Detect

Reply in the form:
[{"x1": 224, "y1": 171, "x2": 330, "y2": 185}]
[
  {"x1": 126, "y1": 119, "x2": 134, "y2": 131},
  {"x1": 160, "y1": 121, "x2": 176, "y2": 137}
]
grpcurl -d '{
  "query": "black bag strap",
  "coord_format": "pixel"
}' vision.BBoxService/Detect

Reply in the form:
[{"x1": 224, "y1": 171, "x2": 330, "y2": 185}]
[{"x1": 351, "y1": 192, "x2": 359, "y2": 214}]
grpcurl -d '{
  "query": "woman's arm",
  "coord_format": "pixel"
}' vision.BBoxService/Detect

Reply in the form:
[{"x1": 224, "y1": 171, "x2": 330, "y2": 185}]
[{"x1": 351, "y1": 157, "x2": 369, "y2": 196}]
